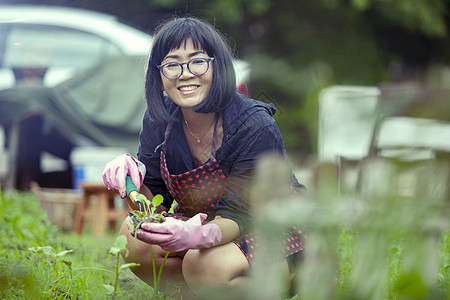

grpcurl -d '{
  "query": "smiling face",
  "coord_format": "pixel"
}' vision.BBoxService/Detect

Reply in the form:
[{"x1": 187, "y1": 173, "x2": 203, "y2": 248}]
[{"x1": 160, "y1": 38, "x2": 213, "y2": 110}]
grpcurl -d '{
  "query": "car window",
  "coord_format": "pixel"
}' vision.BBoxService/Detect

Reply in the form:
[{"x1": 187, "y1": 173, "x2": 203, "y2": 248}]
[{"x1": 3, "y1": 24, "x2": 121, "y2": 70}]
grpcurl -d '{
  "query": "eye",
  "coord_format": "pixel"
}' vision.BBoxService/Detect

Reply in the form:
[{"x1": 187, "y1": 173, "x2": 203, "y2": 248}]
[
  {"x1": 191, "y1": 58, "x2": 206, "y2": 65},
  {"x1": 165, "y1": 62, "x2": 179, "y2": 68}
]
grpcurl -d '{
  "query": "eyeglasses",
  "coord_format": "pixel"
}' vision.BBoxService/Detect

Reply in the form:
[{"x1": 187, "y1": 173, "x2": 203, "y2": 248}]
[{"x1": 157, "y1": 57, "x2": 214, "y2": 79}]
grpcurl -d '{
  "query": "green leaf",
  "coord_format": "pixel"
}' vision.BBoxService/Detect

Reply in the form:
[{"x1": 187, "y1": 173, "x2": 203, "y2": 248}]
[
  {"x1": 136, "y1": 194, "x2": 151, "y2": 207},
  {"x1": 119, "y1": 263, "x2": 140, "y2": 270},
  {"x1": 114, "y1": 235, "x2": 128, "y2": 249},
  {"x1": 56, "y1": 249, "x2": 74, "y2": 257},
  {"x1": 29, "y1": 246, "x2": 55, "y2": 257},
  {"x1": 103, "y1": 284, "x2": 114, "y2": 295},
  {"x1": 117, "y1": 285, "x2": 123, "y2": 296},
  {"x1": 130, "y1": 210, "x2": 145, "y2": 219},
  {"x1": 135, "y1": 194, "x2": 147, "y2": 202},
  {"x1": 169, "y1": 200, "x2": 177, "y2": 213},
  {"x1": 109, "y1": 235, "x2": 128, "y2": 255},
  {"x1": 393, "y1": 271, "x2": 428, "y2": 298},
  {"x1": 150, "y1": 194, "x2": 164, "y2": 215},
  {"x1": 109, "y1": 246, "x2": 122, "y2": 256},
  {"x1": 152, "y1": 194, "x2": 164, "y2": 207}
]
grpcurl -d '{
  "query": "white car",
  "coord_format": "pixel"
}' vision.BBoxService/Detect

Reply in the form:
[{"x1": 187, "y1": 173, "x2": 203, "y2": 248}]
[{"x1": 0, "y1": 5, "x2": 250, "y2": 91}]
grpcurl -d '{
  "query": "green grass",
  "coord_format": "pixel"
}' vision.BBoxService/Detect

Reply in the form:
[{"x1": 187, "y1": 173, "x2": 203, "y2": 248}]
[
  {"x1": 0, "y1": 180, "x2": 448, "y2": 299},
  {"x1": 0, "y1": 189, "x2": 157, "y2": 299}
]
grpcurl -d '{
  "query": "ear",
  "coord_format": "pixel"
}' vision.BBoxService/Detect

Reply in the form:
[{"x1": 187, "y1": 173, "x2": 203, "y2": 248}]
[{"x1": 159, "y1": 81, "x2": 167, "y2": 96}]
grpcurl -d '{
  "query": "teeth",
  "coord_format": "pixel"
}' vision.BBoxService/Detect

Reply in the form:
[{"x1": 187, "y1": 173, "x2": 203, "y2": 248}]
[{"x1": 179, "y1": 85, "x2": 198, "y2": 91}]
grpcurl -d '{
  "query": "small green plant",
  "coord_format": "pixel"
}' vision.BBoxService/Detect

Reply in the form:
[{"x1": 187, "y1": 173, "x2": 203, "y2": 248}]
[
  {"x1": 129, "y1": 194, "x2": 166, "y2": 227},
  {"x1": 28, "y1": 246, "x2": 74, "y2": 300},
  {"x1": 128, "y1": 193, "x2": 172, "y2": 299},
  {"x1": 105, "y1": 235, "x2": 140, "y2": 300}
]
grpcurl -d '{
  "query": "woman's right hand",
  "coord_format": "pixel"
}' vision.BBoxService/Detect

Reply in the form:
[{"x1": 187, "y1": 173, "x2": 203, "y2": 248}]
[{"x1": 102, "y1": 154, "x2": 146, "y2": 198}]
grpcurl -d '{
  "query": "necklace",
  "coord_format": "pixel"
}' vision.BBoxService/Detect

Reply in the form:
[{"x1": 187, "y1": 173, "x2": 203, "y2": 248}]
[{"x1": 184, "y1": 118, "x2": 214, "y2": 143}]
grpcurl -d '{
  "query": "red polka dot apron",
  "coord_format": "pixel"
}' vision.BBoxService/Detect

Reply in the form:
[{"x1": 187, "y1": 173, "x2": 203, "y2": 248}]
[{"x1": 155, "y1": 112, "x2": 305, "y2": 266}]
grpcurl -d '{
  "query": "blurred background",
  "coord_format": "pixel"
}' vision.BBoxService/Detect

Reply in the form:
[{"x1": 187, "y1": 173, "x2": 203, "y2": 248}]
[
  {"x1": 1, "y1": 2, "x2": 448, "y2": 298},
  {"x1": 0, "y1": 0, "x2": 449, "y2": 191}
]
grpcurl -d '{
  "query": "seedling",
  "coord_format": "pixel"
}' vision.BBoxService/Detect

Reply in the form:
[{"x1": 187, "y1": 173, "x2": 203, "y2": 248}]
[
  {"x1": 105, "y1": 235, "x2": 140, "y2": 300},
  {"x1": 28, "y1": 246, "x2": 74, "y2": 300},
  {"x1": 129, "y1": 194, "x2": 166, "y2": 228},
  {"x1": 128, "y1": 193, "x2": 172, "y2": 298}
]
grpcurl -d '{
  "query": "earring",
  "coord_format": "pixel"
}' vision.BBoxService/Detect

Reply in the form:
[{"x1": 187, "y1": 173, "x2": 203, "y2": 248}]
[{"x1": 162, "y1": 91, "x2": 168, "y2": 97}]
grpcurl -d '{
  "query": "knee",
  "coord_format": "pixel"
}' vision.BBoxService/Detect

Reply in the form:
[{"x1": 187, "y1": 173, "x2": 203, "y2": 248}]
[
  {"x1": 182, "y1": 248, "x2": 230, "y2": 280},
  {"x1": 182, "y1": 249, "x2": 221, "y2": 297},
  {"x1": 182, "y1": 249, "x2": 206, "y2": 280},
  {"x1": 182, "y1": 245, "x2": 249, "y2": 296}
]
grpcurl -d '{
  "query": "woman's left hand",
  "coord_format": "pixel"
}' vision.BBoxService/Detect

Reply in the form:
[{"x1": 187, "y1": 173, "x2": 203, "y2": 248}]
[{"x1": 133, "y1": 213, "x2": 222, "y2": 252}]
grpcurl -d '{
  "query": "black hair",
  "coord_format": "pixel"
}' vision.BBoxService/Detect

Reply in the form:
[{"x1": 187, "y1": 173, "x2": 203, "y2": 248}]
[{"x1": 145, "y1": 17, "x2": 237, "y2": 123}]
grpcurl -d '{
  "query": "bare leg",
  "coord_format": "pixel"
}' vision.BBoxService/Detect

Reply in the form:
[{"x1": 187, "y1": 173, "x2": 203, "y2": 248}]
[
  {"x1": 120, "y1": 218, "x2": 292, "y2": 298},
  {"x1": 182, "y1": 243, "x2": 250, "y2": 298}
]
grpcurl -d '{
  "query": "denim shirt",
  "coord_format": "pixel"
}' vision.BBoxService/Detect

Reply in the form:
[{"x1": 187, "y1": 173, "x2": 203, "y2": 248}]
[{"x1": 137, "y1": 91, "x2": 305, "y2": 233}]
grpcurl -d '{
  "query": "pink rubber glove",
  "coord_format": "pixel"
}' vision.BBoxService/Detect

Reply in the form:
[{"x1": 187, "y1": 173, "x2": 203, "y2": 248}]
[
  {"x1": 102, "y1": 153, "x2": 146, "y2": 198},
  {"x1": 133, "y1": 213, "x2": 222, "y2": 252}
]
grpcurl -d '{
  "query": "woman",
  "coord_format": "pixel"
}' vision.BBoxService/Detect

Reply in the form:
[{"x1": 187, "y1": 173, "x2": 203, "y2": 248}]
[{"x1": 103, "y1": 17, "x2": 306, "y2": 298}]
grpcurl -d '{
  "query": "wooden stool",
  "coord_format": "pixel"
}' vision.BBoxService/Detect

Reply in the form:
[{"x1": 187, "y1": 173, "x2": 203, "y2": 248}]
[{"x1": 72, "y1": 183, "x2": 128, "y2": 236}]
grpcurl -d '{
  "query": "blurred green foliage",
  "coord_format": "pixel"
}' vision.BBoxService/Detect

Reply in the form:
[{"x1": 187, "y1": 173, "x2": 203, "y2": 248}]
[
  {"x1": 1, "y1": 164, "x2": 448, "y2": 298},
  {"x1": 0, "y1": 189, "x2": 157, "y2": 298},
  {"x1": 9, "y1": 0, "x2": 450, "y2": 158}
]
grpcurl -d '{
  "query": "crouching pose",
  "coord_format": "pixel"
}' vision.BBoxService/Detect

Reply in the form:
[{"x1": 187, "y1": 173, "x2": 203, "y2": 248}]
[{"x1": 102, "y1": 16, "x2": 306, "y2": 299}]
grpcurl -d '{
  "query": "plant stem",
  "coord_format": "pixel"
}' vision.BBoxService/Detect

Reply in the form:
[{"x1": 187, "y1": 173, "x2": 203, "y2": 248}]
[
  {"x1": 112, "y1": 254, "x2": 120, "y2": 300},
  {"x1": 49, "y1": 261, "x2": 56, "y2": 300},
  {"x1": 156, "y1": 251, "x2": 170, "y2": 295},
  {"x1": 151, "y1": 245, "x2": 158, "y2": 299}
]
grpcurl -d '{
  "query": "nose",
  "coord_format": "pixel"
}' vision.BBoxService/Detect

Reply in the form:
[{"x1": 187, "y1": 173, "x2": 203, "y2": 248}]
[{"x1": 179, "y1": 62, "x2": 194, "y2": 78}]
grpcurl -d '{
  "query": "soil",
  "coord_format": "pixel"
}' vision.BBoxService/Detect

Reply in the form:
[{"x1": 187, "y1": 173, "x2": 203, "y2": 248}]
[{"x1": 131, "y1": 213, "x2": 166, "y2": 228}]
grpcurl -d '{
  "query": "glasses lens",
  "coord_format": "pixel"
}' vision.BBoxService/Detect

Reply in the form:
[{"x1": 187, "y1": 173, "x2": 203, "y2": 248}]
[
  {"x1": 188, "y1": 59, "x2": 209, "y2": 75},
  {"x1": 161, "y1": 58, "x2": 210, "y2": 79},
  {"x1": 163, "y1": 63, "x2": 182, "y2": 79}
]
